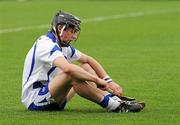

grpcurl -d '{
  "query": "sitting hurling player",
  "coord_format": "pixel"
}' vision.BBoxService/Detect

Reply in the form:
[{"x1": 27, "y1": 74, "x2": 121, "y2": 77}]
[{"x1": 21, "y1": 10, "x2": 144, "y2": 112}]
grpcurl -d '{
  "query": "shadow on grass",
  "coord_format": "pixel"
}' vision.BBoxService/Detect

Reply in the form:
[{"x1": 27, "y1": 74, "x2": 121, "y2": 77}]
[
  {"x1": 11, "y1": 107, "x2": 107, "y2": 114},
  {"x1": 13, "y1": 106, "x2": 148, "y2": 114},
  {"x1": 63, "y1": 108, "x2": 106, "y2": 113}
]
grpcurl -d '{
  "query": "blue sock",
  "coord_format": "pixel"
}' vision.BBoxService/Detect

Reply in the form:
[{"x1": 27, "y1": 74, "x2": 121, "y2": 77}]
[{"x1": 99, "y1": 95, "x2": 110, "y2": 108}]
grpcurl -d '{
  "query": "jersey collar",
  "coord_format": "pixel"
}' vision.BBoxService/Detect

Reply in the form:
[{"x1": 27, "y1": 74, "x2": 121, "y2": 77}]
[
  {"x1": 46, "y1": 31, "x2": 71, "y2": 47},
  {"x1": 46, "y1": 31, "x2": 57, "y2": 43}
]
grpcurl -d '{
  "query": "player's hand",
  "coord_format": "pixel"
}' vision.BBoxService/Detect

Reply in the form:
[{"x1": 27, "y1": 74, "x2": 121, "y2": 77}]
[
  {"x1": 96, "y1": 78, "x2": 109, "y2": 88},
  {"x1": 106, "y1": 82, "x2": 123, "y2": 96}
]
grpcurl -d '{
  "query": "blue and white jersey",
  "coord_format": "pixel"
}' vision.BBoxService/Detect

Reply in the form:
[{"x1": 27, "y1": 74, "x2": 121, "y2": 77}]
[{"x1": 21, "y1": 32, "x2": 81, "y2": 108}]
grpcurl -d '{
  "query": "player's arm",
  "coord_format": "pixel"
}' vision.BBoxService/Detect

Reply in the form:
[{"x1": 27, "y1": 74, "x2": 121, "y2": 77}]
[
  {"x1": 53, "y1": 56, "x2": 107, "y2": 87},
  {"x1": 78, "y1": 53, "x2": 123, "y2": 96},
  {"x1": 78, "y1": 53, "x2": 108, "y2": 79}
]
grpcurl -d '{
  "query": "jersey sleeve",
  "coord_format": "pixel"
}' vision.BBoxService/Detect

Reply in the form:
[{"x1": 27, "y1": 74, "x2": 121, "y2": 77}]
[
  {"x1": 67, "y1": 46, "x2": 82, "y2": 62},
  {"x1": 37, "y1": 41, "x2": 64, "y2": 66}
]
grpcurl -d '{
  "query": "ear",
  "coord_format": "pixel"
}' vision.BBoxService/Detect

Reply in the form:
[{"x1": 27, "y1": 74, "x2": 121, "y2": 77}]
[{"x1": 57, "y1": 25, "x2": 63, "y2": 32}]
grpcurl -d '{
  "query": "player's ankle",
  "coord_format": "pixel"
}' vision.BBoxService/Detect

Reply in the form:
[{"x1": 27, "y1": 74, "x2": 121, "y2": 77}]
[
  {"x1": 99, "y1": 95, "x2": 120, "y2": 111},
  {"x1": 105, "y1": 93, "x2": 122, "y2": 102},
  {"x1": 106, "y1": 98, "x2": 120, "y2": 111}
]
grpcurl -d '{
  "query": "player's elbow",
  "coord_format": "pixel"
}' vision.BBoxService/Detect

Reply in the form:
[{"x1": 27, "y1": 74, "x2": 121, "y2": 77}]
[
  {"x1": 62, "y1": 66, "x2": 71, "y2": 74},
  {"x1": 54, "y1": 57, "x2": 73, "y2": 74},
  {"x1": 61, "y1": 64, "x2": 75, "y2": 74}
]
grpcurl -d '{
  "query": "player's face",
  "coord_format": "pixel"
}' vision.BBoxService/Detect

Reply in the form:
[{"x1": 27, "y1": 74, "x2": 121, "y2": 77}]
[{"x1": 61, "y1": 28, "x2": 79, "y2": 42}]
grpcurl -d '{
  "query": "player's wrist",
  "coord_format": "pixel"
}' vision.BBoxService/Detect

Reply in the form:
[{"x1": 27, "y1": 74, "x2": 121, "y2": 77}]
[{"x1": 103, "y1": 75, "x2": 113, "y2": 83}]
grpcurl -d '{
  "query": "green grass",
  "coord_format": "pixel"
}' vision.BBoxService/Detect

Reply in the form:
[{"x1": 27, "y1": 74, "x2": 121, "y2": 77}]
[{"x1": 0, "y1": 0, "x2": 180, "y2": 125}]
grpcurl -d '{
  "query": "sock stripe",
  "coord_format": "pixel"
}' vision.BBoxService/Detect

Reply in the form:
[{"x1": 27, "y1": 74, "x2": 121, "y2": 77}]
[{"x1": 100, "y1": 95, "x2": 110, "y2": 108}]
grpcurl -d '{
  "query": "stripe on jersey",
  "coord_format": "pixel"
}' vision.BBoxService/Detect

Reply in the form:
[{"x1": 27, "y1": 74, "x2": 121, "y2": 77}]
[
  {"x1": 33, "y1": 81, "x2": 43, "y2": 89},
  {"x1": 70, "y1": 46, "x2": 75, "y2": 57},
  {"x1": 47, "y1": 31, "x2": 56, "y2": 43},
  {"x1": 47, "y1": 67, "x2": 56, "y2": 82},
  {"x1": 24, "y1": 43, "x2": 37, "y2": 86},
  {"x1": 50, "y1": 45, "x2": 62, "y2": 56}
]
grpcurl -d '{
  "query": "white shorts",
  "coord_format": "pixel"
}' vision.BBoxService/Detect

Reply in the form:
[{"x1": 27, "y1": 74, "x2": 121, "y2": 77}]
[{"x1": 28, "y1": 81, "x2": 67, "y2": 111}]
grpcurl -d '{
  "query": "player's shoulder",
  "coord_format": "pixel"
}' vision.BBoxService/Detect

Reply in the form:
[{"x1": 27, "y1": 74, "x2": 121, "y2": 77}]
[
  {"x1": 62, "y1": 45, "x2": 76, "y2": 53},
  {"x1": 36, "y1": 35, "x2": 58, "y2": 48},
  {"x1": 37, "y1": 35, "x2": 53, "y2": 43}
]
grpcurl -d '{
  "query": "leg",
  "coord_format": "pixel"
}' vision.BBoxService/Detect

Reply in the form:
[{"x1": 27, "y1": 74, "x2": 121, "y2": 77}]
[
  {"x1": 65, "y1": 63, "x2": 102, "y2": 102},
  {"x1": 80, "y1": 63, "x2": 109, "y2": 95},
  {"x1": 76, "y1": 64, "x2": 145, "y2": 112},
  {"x1": 66, "y1": 87, "x2": 76, "y2": 102},
  {"x1": 48, "y1": 71, "x2": 105, "y2": 105},
  {"x1": 71, "y1": 63, "x2": 113, "y2": 103},
  {"x1": 73, "y1": 63, "x2": 120, "y2": 109},
  {"x1": 48, "y1": 64, "x2": 120, "y2": 111},
  {"x1": 48, "y1": 72, "x2": 73, "y2": 104},
  {"x1": 73, "y1": 81, "x2": 105, "y2": 103},
  {"x1": 72, "y1": 81, "x2": 120, "y2": 111},
  {"x1": 78, "y1": 63, "x2": 145, "y2": 112},
  {"x1": 80, "y1": 63, "x2": 97, "y2": 77}
]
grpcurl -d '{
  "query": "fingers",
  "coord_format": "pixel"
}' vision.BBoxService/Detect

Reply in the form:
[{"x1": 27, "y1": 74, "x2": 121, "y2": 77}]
[
  {"x1": 97, "y1": 80, "x2": 123, "y2": 96},
  {"x1": 114, "y1": 88, "x2": 122, "y2": 96},
  {"x1": 109, "y1": 84, "x2": 123, "y2": 96},
  {"x1": 96, "y1": 78, "x2": 107, "y2": 87},
  {"x1": 118, "y1": 87, "x2": 123, "y2": 96}
]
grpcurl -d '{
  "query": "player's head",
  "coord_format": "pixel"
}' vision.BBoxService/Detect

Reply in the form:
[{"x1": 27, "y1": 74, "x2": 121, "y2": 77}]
[{"x1": 51, "y1": 10, "x2": 81, "y2": 46}]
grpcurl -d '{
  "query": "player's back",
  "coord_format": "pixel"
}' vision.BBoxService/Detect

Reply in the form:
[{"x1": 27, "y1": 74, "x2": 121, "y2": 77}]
[
  {"x1": 21, "y1": 32, "x2": 81, "y2": 108},
  {"x1": 21, "y1": 34, "x2": 63, "y2": 107}
]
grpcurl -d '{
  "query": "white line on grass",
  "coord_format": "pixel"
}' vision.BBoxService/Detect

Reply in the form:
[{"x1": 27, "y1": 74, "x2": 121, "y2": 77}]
[{"x1": 0, "y1": 9, "x2": 179, "y2": 34}]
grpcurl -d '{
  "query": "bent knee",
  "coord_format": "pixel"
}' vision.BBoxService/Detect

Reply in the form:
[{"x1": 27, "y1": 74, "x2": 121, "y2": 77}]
[
  {"x1": 80, "y1": 63, "x2": 97, "y2": 75},
  {"x1": 49, "y1": 72, "x2": 72, "y2": 86},
  {"x1": 80, "y1": 63, "x2": 91, "y2": 71},
  {"x1": 59, "y1": 72, "x2": 72, "y2": 82},
  {"x1": 48, "y1": 72, "x2": 73, "y2": 99}
]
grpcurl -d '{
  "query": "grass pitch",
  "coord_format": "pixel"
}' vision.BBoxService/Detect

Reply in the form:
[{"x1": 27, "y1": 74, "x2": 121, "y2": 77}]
[{"x1": 0, "y1": 0, "x2": 180, "y2": 125}]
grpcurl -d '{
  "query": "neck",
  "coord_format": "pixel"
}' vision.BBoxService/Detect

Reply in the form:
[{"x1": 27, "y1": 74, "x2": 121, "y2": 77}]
[{"x1": 52, "y1": 31, "x2": 70, "y2": 47}]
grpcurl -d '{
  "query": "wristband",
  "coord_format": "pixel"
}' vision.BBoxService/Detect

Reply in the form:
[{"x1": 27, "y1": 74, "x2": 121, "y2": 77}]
[{"x1": 103, "y1": 75, "x2": 113, "y2": 83}]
